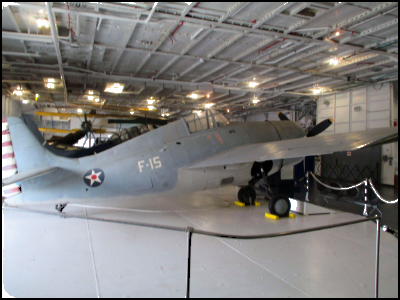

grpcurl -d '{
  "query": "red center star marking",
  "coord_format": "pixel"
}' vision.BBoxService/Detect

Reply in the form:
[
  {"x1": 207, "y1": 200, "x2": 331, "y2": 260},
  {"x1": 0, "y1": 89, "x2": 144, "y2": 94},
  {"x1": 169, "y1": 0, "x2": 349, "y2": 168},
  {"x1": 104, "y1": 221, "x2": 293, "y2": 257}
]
[{"x1": 85, "y1": 170, "x2": 102, "y2": 186}]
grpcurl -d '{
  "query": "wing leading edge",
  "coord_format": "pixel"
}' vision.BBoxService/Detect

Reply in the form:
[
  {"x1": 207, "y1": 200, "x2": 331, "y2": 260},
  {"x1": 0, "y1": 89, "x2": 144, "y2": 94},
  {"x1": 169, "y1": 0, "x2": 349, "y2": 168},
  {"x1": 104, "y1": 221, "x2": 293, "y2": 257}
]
[{"x1": 187, "y1": 127, "x2": 398, "y2": 169}]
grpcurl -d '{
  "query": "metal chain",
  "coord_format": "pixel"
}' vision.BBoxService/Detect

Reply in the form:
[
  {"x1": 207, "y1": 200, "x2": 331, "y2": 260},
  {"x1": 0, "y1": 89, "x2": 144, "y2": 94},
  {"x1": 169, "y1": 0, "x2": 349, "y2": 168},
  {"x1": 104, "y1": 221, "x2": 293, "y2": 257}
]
[
  {"x1": 368, "y1": 179, "x2": 398, "y2": 204},
  {"x1": 309, "y1": 172, "x2": 366, "y2": 190}
]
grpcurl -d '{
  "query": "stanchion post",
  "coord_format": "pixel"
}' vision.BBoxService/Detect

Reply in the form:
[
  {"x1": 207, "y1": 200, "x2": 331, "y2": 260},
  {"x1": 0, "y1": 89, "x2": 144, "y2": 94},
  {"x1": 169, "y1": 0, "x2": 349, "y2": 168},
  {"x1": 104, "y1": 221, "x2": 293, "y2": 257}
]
[
  {"x1": 375, "y1": 216, "x2": 380, "y2": 298},
  {"x1": 186, "y1": 227, "x2": 194, "y2": 298},
  {"x1": 305, "y1": 171, "x2": 309, "y2": 202},
  {"x1": 363, "y1": 180, "x2": 368, "y2": 216}
]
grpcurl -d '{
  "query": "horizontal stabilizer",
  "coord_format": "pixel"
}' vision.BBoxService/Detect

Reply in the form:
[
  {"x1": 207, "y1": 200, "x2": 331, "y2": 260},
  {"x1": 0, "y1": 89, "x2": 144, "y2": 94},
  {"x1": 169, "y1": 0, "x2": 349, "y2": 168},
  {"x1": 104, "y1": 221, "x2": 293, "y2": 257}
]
[{"x1": 2, "y1": 166, "x2": 59, "y2": 186}]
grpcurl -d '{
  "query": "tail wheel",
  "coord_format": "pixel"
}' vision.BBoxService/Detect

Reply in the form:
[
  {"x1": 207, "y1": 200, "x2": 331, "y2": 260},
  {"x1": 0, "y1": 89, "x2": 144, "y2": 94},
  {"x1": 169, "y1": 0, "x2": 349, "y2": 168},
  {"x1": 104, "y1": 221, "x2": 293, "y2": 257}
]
[
  {"x1": 268, "y1": 194, "x2": 290, "y2": 217},
  {"x1": 238, "y1": 186, "x2": 256, "y2": 205}
]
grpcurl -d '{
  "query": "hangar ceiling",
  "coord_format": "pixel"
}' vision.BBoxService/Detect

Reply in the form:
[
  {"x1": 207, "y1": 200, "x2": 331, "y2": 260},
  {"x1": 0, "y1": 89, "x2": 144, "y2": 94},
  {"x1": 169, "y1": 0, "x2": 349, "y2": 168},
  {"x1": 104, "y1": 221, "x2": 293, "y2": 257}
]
[{"x1": 2, "y1": 2, "x2": 398, "y2": 119}]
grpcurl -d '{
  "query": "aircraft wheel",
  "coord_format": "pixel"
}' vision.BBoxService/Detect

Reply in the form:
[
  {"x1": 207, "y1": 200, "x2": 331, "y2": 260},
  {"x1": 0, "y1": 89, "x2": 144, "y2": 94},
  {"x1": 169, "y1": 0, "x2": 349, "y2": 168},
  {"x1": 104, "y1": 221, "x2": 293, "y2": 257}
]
[
  {"x1": 268, "y1": 194, "x2": 290, "y2": 217},
  {"x1": 238, "y1": 186, "x2": 256, "y2": 205}
]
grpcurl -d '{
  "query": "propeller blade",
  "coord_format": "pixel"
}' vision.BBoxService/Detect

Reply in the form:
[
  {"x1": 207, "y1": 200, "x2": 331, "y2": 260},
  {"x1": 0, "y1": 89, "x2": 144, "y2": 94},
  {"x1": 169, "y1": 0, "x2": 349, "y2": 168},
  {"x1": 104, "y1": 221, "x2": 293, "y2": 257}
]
[
  {"x1": 278, "y1": 111, "x2": 290, "y2": 121},
  {"x1": 307, "y1": 118, "x2": 333, "y2": 137}
]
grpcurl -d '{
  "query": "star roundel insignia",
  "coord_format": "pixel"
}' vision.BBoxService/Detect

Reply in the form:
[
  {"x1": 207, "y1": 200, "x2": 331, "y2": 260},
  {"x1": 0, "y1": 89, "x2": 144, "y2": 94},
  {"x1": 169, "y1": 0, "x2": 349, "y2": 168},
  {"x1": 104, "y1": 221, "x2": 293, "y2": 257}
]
[{"x1": 83, "y1": 168, "x2": 105, "y2": 187}]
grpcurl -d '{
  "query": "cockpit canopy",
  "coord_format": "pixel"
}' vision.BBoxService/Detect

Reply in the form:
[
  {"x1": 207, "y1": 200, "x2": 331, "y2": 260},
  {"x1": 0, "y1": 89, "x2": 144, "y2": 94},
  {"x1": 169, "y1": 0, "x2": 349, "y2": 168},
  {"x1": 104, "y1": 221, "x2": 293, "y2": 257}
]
[
  {"x1": 109, "y1": 124, "x2": 152, "y2": 144},
  {"x1": 182, "y1": 109, "x2": 229, "y2": 134}
]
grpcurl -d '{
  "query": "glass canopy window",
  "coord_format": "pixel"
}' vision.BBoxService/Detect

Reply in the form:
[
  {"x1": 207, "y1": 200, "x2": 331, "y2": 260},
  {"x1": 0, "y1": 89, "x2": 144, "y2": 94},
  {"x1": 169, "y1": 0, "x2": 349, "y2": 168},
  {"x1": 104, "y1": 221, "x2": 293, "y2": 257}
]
[{"x1": 183, "y1": 110, "x2": 229, "y2": 134}]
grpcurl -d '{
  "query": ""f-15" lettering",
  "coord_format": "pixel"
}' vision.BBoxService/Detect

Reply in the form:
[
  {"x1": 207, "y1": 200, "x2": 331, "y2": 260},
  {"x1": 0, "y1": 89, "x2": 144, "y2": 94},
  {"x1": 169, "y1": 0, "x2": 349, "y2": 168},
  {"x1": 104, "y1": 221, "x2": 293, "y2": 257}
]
[{"x1": 138, "y1": 156, "x2": 162, "y2": 172}]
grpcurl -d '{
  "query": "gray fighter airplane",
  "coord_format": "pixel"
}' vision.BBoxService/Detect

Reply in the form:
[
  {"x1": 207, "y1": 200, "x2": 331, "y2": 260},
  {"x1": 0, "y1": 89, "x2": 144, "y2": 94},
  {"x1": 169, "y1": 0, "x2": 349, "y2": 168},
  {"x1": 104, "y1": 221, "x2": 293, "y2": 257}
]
[{"x1": 2, "y1": 110, "x2": 398, "y2": 217}]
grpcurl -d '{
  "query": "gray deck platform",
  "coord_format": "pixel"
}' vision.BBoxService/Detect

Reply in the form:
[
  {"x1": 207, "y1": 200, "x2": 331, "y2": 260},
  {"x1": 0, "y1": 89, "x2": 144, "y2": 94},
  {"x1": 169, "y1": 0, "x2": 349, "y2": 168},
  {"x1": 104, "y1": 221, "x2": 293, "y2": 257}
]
[{"x1": 3, "y1": 186, "x2": 398, "y2": 298}]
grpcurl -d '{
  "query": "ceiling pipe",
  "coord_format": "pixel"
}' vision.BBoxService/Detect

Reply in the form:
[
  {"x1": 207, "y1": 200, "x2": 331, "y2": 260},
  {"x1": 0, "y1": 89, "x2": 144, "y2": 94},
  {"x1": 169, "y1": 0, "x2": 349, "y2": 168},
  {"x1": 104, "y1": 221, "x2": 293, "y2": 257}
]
[
  {"x1": 45, "y1": 2, "x2": 67, "y2": 106},
  {"x1": 264, "y1": 44, "x2": 316, "y2": 65},
  {"x1": 145, "y1": 2, "x2": 158, "y2": 23},
  {"x1": 2, "y1": 51, "x2": 40, "y2": 57}
]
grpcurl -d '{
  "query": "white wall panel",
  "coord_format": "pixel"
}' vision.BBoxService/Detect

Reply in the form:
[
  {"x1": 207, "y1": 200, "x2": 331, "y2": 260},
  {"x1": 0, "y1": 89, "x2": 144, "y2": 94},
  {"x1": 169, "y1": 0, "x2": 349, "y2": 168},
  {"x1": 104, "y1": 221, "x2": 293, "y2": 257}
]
[
  {"x1": 367, "y1": 111, "x2": 390, "y2": 121},
  {"x1": 367, "y1": 119, "x2": 390, "y2": 129},
  {"x1": 352, "y1": 88, "x2": 367, "y2": 104},
  {"x1": 335, "y1": 91, "x2": 350, "y2": 107},
  {"x1": 334, "y1": 123, "x2": 349, "y2": 134},
  {"x1": 367, "y1": 99, "x2": 390, "y2": 111},
  {"x1": 335, "y1": 106, "x2": 349, "y2": 123},
  {"x1": 350, "y1": 121, "x2": 366, "y2": 132}
]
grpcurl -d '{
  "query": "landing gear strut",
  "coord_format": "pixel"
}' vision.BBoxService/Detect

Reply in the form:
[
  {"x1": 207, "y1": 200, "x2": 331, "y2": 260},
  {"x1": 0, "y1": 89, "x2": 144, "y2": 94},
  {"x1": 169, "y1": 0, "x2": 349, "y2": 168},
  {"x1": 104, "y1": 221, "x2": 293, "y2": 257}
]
[{"x1": 55, "y1": 203, "x2": 67, "y2": 212}]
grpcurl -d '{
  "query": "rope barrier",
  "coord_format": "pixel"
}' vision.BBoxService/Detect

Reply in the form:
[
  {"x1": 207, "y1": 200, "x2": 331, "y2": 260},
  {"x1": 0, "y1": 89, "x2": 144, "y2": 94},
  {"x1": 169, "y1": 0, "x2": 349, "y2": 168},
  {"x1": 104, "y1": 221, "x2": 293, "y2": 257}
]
[
  {"x1": 308, "y1": 172, "x2": 398, "y2": 205},
  {"x1": 309, "y1": 172, "x2": 366, "y2": 190},
  {"x1": 368, "y1": 179, "x2": 398, "y2": 204}
]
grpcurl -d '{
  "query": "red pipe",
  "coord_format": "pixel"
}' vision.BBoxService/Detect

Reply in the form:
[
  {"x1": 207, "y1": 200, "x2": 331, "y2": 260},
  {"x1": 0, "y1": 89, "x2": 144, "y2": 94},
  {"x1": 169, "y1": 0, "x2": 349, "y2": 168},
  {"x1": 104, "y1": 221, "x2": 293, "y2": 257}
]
[
  {"x1": 170, "y1": 21, "x2": 184, "y2": 44},
  {"x1": 258, "y1": 38, "x2": 285, "y2": 54}
]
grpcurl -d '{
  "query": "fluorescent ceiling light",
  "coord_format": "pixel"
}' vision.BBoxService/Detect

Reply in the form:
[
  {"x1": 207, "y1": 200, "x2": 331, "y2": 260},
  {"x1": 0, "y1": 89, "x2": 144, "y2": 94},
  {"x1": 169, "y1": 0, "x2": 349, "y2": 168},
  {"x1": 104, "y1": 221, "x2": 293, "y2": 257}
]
[
  {"x1": 253, "y1": 99, "x2": 260, "y2": 104},
  {"x1": 313, "y1": 89, "x2": 321, "y2": 94},
  {"x1": 46, "y1": 83, "x2": 55, "y2": 89},
  {"x1": 166, "y1": 113, "x2": 169, "y2": 116},
  {"x1": 95, "y1": 98, "x2": 100, "y2": 102},
  {"x1": 22, "y1": 100, "x2": 28, "y2": 104},
  {"x1": 249, "y1": 82, "x2": 258, "y2": 88},
  {"x1": 190, "y1": 94, "x2": 198, "y2": 99},
  {"x1": 147, "y1": 99, "x2": 154, "y2": 104},
  {"x1": 130, "y1": 111, "x2": 134, "y2": 115},
  {"x1": 77, "y1": 109, "x2": 82, "y2": 113},
  {"x1": 88, "y1": 96, "x2": 94, "y2": 100},
  {"x1": 205, "y1": 103, "x2": 214, "y2": 108},
  {"x1": 89, "y1": 91, "x2": 93, "y2": 95},
  {"x1": 148, "y1": 106, "x2": 154, "y2": 110},
  {"x1": 48, "y1": 78, "x2": 55, "y2": 82},
  {"x1": 105, "y1": 83, "x2": 124, "y2": 93},
  {"x1": 13, "y1": 90, "x2": 22, "y2": 96},
  {"x1": 329, "y1": 58, "x2": 339, "y2": 65},
  {"x1": 37, "y1": 19, "x2": 49, "y2": 28}
]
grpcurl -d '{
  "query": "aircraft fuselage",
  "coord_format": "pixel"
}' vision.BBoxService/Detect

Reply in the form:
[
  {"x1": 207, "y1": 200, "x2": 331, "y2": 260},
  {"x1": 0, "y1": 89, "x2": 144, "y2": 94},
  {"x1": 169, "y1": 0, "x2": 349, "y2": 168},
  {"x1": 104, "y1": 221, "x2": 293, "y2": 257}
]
[{"x1": 9, "y1": 118, "x2": 305, "y2": 205}]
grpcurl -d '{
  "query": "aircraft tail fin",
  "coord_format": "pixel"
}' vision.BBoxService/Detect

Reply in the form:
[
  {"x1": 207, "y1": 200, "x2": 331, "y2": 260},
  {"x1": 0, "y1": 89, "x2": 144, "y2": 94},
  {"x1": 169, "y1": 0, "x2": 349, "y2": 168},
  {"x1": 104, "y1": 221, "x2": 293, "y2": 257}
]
[{"x1": 6, "y1": 115, "x2": 53, "y2": 174}]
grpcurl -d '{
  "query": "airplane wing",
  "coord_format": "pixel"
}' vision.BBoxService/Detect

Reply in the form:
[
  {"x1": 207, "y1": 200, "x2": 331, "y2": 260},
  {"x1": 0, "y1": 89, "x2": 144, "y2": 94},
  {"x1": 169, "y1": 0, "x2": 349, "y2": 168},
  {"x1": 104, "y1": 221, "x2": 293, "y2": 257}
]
[
  {"x1": 2, "y1": 166, "x2": 59, "y2": 185},
  {"x1": 187, "y1": 127, "x2": 398, "y2": 169}
]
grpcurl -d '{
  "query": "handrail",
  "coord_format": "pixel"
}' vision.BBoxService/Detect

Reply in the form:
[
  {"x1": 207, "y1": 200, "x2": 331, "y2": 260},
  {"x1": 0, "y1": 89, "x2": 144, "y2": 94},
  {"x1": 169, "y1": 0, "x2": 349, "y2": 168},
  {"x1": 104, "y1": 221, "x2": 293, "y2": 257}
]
[{"x1": 3, "y1": 205, "x2": 382, "y2": 298}]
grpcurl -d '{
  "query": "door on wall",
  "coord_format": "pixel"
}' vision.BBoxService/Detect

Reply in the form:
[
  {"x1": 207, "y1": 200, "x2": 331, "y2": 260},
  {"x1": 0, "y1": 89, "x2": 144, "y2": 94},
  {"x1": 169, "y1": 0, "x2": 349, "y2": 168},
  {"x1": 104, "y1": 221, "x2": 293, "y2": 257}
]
[{"x1": 381, "y1": 143, "x2": 395, "y2": 185}]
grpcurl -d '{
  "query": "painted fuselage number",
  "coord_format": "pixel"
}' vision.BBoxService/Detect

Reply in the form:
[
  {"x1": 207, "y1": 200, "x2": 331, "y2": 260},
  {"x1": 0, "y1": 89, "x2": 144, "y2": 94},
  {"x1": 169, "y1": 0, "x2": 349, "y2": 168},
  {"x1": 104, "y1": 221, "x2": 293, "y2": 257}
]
[{"x1": 138, "y1": 156, "x2": 162, "y2": 172}]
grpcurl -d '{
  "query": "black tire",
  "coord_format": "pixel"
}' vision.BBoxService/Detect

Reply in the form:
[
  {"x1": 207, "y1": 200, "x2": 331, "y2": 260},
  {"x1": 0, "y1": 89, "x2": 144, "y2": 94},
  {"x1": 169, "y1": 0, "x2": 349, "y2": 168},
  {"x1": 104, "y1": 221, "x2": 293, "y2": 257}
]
[
  {"x1": 269, "y1": 194, "x2": 291, "y2": 217},
  {"x1": 317, "y1": 182, "x2": 327, "y2": 192},
  {"x1": 238, "y1": 186, "x2": 256, "y2": 205},
  {"x1": 345, "y1": 185, "x2": 359, "y2": 198},
  {"x1": 330, "y1": 182, "x2": 343, "y2": 197}
]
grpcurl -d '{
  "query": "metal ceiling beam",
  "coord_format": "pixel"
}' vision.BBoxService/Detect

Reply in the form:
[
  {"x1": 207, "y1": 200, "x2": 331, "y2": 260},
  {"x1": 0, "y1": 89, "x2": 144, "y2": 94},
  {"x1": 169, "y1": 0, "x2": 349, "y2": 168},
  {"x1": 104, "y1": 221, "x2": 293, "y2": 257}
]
[
  {"x1": 312, "y1": 2, "x2": 398, "y2": 39},
  {"x1": 5, "y1": 6, "x2": 28, "y2": 54},
  {"x1": 284, "y1": 3, "x2": 345, "y2": 34},
  {"x1": 133, "y1": 2, "x2": 197, "y2": 76},
  {"x1": 337, "y1": 59, "x2": 394, "y2": 76},
  {"x1": 318, "y1": 53, "x2": 380, "y2": 73},
  {"x1": 110, "y1": 21, "x2": 138, "y2": 74},
  {"x1": 339, "y1": 19, "x2": 398, "y2": 44},
  {"x1": 252, "y1": 2, "x2": 294, "y2": 29},
  {"x1": 153, "y1": 3, "x2": 249, "y2": 78},
  {"x1": 87, "y1": 5, "x2": 99, "y2": 70},
  {"x1": 45, "y1": 2, "x2": 66, "y2": 106},
  {"x1": 192, "y1": 62, "x2": 230, "y2": 82},
  {"x1": 355, "y1": 65, "x2": 398, "y2": 78}
]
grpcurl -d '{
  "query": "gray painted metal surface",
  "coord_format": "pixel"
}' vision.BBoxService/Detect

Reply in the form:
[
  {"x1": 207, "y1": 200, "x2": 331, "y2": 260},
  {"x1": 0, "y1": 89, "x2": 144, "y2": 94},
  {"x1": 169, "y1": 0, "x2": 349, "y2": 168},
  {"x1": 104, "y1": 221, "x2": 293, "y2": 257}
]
[{"x1": 3, "y1": 111, "x2": 397, "y2": 205}]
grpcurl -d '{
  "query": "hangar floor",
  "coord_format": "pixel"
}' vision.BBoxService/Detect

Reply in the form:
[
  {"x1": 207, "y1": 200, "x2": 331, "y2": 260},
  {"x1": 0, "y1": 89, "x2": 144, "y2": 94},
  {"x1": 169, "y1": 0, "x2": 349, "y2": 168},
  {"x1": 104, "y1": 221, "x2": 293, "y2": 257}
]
[{"x1": 3, "y1": 186, "x2": 398, "y2": 298}]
